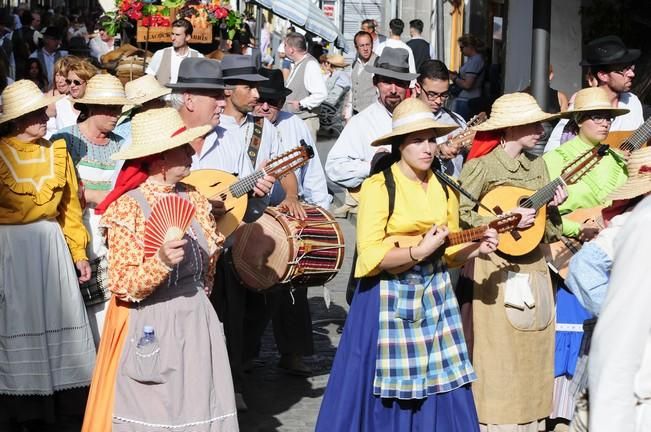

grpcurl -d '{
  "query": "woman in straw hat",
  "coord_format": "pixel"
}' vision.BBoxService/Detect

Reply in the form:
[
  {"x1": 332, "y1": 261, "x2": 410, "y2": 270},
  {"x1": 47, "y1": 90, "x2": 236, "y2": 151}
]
[
  {"x1": 0, "y1": 80, "x2": 96, "y2": 429},
  {"x1": 51, "y1": 73, "x2": 130, "y2": 346},
  {"x1": 542, "y1": 86, "x2": 629, "y2": 423},
  {"x1": 82, "y1": 107, "x2": 238, "y2": 432},
  {"x1": 458, "y1": 92, "x2": 567, "y2": 431},
  {"x1": 316, "y1": 98, "x2": 498, "y2": 432}
]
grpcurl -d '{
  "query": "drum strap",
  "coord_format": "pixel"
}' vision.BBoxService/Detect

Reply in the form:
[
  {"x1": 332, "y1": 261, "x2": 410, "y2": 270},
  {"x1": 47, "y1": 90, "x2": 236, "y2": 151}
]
[{"x1": 247, "y1": 116, "x2": 265, "y2": 168}]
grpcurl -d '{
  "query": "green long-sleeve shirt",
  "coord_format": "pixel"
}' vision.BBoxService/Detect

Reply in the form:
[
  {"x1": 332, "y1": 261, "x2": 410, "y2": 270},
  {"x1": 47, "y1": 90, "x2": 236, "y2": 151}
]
[{"x1": 543, "y1": 135, "x2": 628, "y2": 238}]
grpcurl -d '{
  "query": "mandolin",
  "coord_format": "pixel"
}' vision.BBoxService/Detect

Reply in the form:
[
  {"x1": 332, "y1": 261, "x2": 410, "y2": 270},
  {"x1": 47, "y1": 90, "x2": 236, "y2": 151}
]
[
  {"x1": 183, "y1": 143, "x2": 314, "y2": 237},
  {"x1": 443, "y1": 111, "x2": 488, "y2": 150},
  {"x1": 382, "y1": 213, "x2": 521, "y2": 274},
  {"x1": 478, "y1": 144, "x2": 609, "y2": 257},
  {"x1": 603, "y1": 116, "x2": 651, "y2": 151}
]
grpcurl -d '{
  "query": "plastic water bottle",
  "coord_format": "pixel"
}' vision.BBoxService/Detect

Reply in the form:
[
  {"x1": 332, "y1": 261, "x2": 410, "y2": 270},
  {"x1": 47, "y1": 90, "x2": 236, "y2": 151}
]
[{"x1": 137, "y1": 326, "x2": 156, "y2": 348}]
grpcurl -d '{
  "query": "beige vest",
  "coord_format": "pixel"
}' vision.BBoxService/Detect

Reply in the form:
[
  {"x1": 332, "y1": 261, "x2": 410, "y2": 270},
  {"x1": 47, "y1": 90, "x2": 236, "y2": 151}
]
[
  {"x1": 284, "y1": 53, "x2": 320, "y2": 119},
  {"x1": 351, "y1": 53, "x2": 377, "y2": 113},
  {"x1": 155, "y1": 47, "x2": 199, "y2": 86}
]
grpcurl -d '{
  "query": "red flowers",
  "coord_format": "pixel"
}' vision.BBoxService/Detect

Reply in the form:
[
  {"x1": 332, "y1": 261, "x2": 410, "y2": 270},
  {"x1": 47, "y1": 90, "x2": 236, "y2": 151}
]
[{"x1": 141, "y1": 14, "x2": 171, "y2": 27}]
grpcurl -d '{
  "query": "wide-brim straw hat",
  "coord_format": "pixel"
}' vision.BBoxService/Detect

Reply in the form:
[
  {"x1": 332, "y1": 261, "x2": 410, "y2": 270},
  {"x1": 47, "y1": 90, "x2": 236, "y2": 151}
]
[
  {"x1": 560, "y1": 87, "x2": 629, "y2": 118},
  {"x1": 0, "y1": 80, "x2": 63, "y2": 124},
  {"x1": 73, "y1": 73, "x2": 131, "y2": 108},
  {"x1": 122, "y1": 74, "x2": 171, "y2": 113},
  {"x1": 111, "y1": 107, "x2": 211, "y2": 160},
  {"x1": 607, "y1": 147, "x2": 651, "y2": 201},
  {"x1": 371, "y1": 98, "x2": 458, "y2": 147},
  {"x1": 327, "y1": 54, "x2": 349, "y2": 68},
  {"x1": 472, "y1": 92, "x2": 559, "y2": 132}
]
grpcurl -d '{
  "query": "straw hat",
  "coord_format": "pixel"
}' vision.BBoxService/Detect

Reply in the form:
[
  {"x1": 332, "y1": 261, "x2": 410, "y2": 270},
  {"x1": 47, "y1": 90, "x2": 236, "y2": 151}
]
[
  {"x1": 607, "y1": 147, "x2": 651, "y2": 201},
  {"x1": 73, "y1": 73, "x2": 131, "y2": 108},
  {"x1": 560, "y1": 87, "x2": 629, "y2": 118},
  {"x1": 371, "y1": 98, "x2": 458, "y2": 147},
  {"x1": 472, "y1": 92, "x2": 559, "y2": 132},
  {"x1": 0, "y1": 80, "x2": 63, "y2": 124},
  {"x1": 125, "y1": 75, "x2": 171, "y2": 105},
  {"x1": 327, "y1": 54, "x2": 349, "y2": 68},
  {"x1": 111, "y1": 107, "x2": 211, "y2": 160}
]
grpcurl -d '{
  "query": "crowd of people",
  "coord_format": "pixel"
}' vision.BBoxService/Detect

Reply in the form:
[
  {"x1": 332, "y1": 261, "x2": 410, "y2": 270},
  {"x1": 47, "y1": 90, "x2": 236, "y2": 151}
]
[{"x1": 0, "y1": 6, "x2": 649, "y2": 432}]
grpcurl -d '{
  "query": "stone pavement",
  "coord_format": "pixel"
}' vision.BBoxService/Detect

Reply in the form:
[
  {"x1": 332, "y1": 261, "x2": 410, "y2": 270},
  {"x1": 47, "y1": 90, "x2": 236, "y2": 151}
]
[{"x1": 237, "y1": 137, "x2": 354, "y2": 431}]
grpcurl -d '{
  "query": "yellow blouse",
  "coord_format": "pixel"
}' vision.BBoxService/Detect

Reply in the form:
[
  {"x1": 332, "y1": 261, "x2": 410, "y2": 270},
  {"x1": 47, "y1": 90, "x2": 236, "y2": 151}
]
[
  {"x1": 355, "y1": 163, "x2": 464, "y2": 278},
  {"x1": 0, "y1": 136, "x2": 88, "y2": 262},
  {"x1": 100, "y1": 179, "x2": 224, "y2": 303}
]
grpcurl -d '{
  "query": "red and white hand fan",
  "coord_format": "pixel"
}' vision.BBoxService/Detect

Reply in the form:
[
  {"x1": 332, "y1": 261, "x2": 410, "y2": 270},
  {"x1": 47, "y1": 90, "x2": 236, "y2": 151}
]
[{"x1": 143, "y1": 195, "x2": 196, "y2": 258}]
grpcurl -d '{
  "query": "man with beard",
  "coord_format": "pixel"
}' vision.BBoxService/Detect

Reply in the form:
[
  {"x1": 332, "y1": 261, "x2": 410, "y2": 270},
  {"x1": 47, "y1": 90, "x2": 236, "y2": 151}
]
[
  {"x1": 545, "y1": 35, "x2": 643, "y2": 152},
  {"x1": 325, "y1": 47, "x2": 417, "y2": 217}
]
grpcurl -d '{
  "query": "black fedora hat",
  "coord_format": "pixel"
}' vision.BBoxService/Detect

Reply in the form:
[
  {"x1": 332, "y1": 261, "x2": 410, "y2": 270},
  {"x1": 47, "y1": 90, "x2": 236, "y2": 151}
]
[
  {"x1": 580, "y1": 35, "x2": 641, "y2": 67},
  {"x1": 221, "y1": 54, "x2": 267, "y2": 82},
  {"x1": 257, "y1": 68, "x2": 292, "y2": 99},
  {"x1": 166, "y1": 58, "x2": 227, "y2": 90},
  {"x1": 365, "y1": 47, "x2": 418, "y2": 81},
  {"x1": 42, "y1": 26, "x2": 62, "y2": 40}
]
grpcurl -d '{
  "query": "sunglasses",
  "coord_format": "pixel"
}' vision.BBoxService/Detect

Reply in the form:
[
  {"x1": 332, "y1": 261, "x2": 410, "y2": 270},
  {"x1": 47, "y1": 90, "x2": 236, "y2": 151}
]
[
  {"x1": 256, "y1": 98, "x2": 282, "y2": 107},
  {"x1": 65, "y1": 79, "x2": 85, "y2": 86}
]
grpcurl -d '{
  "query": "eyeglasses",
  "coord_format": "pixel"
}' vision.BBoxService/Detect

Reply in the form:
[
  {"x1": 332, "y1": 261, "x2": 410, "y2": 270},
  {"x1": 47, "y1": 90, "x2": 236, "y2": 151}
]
[
  {"x1": 423, "y1": 90, "x2": 449, "y2": 101},
  {"x1": 65, "y1": 79, "x2": 85, "y2": 86},
  {"x1": 587, "y1": 113, "x2": 615, "y2": 124},
  {"x1": 256, "y1": 99, "x2": 282, "y2": 108},
  {"x1": 610, "y1": 64, "x2": 635, "y2": 75}
]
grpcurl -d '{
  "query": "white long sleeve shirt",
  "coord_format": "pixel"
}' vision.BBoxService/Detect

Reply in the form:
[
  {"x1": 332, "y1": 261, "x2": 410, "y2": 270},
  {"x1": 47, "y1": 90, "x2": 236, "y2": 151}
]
[
  {"x1": 324, "y1": 100, "x2": 392, "y2": 188},
  {"x1": 286, "y1": 54, "x2": 327, "y2": 110},
  {"x1": 589, "y1": 196, "x2": 651, "y2": 432}
]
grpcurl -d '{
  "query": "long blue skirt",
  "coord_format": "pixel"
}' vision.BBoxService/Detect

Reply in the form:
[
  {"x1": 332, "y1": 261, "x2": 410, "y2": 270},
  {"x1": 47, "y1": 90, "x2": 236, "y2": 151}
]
[{"x1": 316, "y1": 278, "x2": 479, "y2": 432}]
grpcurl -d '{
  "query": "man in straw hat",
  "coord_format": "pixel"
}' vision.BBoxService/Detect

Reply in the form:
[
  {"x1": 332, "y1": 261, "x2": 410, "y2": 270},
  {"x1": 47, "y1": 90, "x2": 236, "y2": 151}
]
[
  {"x1": 326, "y1": 46, "x2": 417, "y2": 218},
  {"x1": 283, "y1": 31, "x2": 328, "y2": 142},
  {"x1": 545, "y1": 35, "x2": 643, "y2": 152},
  {"x1": 168, "y1": 57, "x2": 276, "y2": 221},
  {"x1": 543, "y1": 85, "x2": 630, "y2": 426}
]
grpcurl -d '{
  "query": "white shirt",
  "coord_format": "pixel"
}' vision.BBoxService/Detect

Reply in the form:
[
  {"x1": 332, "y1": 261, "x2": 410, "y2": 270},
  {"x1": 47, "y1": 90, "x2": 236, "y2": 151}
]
[
  {"x1": 544, "y1": 91, "x2": 645, "y2": 153},
  {"x1": 275, "y1": 111, "x2": 331, "y2": 209},
  {"x1": 286, "y1": 53, "x2": 327, "y2": 110},
  {"x1": 434, "y1": 108, "x2": 467, "y2": 177},
  {"x1": 89, "y1": 36, "x2": 114, "y2": 61},
  {"x1": 375, "y1": 38, "x2": 417, "y2": 87},
  {"x1": 192, "y1": 114, "x2": 281, "y2": 221},
  {"x1": 589, "y1": 196, "x2": 651, "y2": 432},
  {"x1": 54, "y1": 96, "x2": 79, "y2": 134},
  {"x1": 145, "y1": 47, "x2": 204, "y2": 84},
  {"x1": 325, "y1": 100, "x2": 392, "y2": 188}
]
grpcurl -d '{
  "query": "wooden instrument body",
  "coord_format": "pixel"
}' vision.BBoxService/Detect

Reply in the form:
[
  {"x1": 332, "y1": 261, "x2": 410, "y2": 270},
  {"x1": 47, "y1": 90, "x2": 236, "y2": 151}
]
[
  {"x1": 478, "y1": 185, "x2": 547, "y2": 256},
  {"x1": 183, "y1": 170, "x2": 247, "y2": 238},
  {"x1": 603, "y1": 130, "x2": 651, "y2": 150}
]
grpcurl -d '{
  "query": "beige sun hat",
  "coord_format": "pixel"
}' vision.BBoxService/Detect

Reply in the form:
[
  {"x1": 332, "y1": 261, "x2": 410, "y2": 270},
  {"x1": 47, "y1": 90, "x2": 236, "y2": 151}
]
[
  {"x1": 111, "y1": 107, "x2": 211, "y2": 160},
  {"x1": 371, "y1": 98, "x2": 459, "y2": 147},
  {"x1": 472, "y1": 92, "x2": 559, "y2": 132},
  {"x1": 0, "y1": 80, "x2": 63, "y2": 124},
  {"x1": 121, "y1": 75, "x2": 172, "y2": 113},
  {"x1": 327, "y1": 54, "x2": 349, "y2": 68},
  {"x1": 607, "y1": 147, "x2": 651, "y2": 200},
  {"x1": 560, "y1": 87, "x2": 629, "y2": 118},
  {"x1": 73, "y1": 73, "x2": 131, "y2": 108}
]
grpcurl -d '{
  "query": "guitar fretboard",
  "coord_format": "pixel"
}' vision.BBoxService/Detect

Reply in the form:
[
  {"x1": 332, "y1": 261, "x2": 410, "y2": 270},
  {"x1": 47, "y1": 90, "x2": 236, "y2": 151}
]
[
  {"x1": 229, "y1": 170, "x2": 265, "y2": 198},
  {"x1": 448, "y1": 225, "x2": 488, "y2": 245},
  {"x1": 621, "y1": 117, "x2": 651, "y2": 152},
  {"x1": 521, "y1": 178, "x2": 565, "y2": 210}
]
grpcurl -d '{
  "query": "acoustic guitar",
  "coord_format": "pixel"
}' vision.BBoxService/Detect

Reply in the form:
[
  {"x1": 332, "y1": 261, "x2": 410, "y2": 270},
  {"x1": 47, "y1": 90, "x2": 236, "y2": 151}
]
[
  {"x1": 478, "y1": 145, "x2": 609, "y2": 257},
  {"x1": 183, "y1": 143, "x2": 314, "y2": 238},
  {"x1": 603, "y1": 116, "x2": 651, "y2": 151},
  {"x1": 347, "y1": 113, "x2": 488, "y2": 202},
  {"x1": 382, "y1": 213, "x2": 521, "y2": 274},
  {"x1": 540, "y1": 206, "x2": 605, "y2": 279}
]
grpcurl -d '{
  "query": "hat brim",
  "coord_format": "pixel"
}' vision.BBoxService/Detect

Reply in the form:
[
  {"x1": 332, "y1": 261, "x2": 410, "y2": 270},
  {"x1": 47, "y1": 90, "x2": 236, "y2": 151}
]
[
  {"x1": 127, "y1": 87, "x2": 171, "y2": 107},
  {"x1": 111, "y1": 124, "x2": 212, "y2": 160},
  {"x1": 472, "y1": 112, "x2": 560, "y2": 132},
  {"x1": 365, "y1": 65, "x2": 418, "y2": 81},
  {"x1": 166, "y1": 81, "x2": 227, "y2": 90},
  {"x1": 0, "y1": 93, "x2": 63, "y2": 124},
  {"x1": 224, "y1": 73, "x2": 269, "y2": 82},
  {"x1": 560, "y1": 106, "x2": 630, "y2": 119},
  {"x1": 258, "y1": 87, "x2": 292, "y2": 99},
  {"x1": 74, "y1": 97, "x2": 131, "y2": 109},
  {"x1": 580, "y1": 49, "x2": 641, "y2": 66},
  {"x1": 607, "y1": 177, "x2": 651, "y2": 201},
  {"x1": 371, "y1": 119, "x2": 458, "y2": 147}
]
